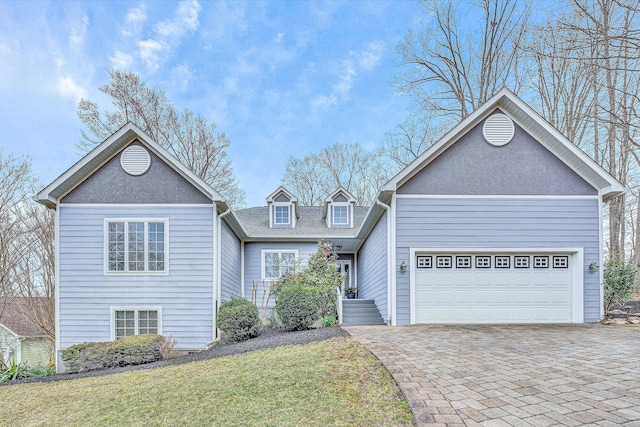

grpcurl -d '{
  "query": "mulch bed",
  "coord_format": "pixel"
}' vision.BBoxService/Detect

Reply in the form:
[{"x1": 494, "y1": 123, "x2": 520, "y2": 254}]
[{"x1": 1, "y1": 327, "x2": 349, "y2": 387}]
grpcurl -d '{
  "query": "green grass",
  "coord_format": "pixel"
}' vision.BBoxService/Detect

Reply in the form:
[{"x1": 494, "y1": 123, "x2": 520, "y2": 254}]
[{"x1": 0, "y1": 337, "x2": 415, "y2": 426}]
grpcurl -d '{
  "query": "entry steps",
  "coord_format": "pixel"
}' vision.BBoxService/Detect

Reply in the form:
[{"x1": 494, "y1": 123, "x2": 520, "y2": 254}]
[{"x1": 341, "y1": 299, "x2": 385, "y2": 326}]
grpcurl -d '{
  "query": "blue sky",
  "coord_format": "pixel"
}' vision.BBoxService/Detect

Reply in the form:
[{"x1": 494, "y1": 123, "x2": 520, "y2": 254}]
[{"x1": 0, "y1": 0, "x2": 423, "y2": 207}]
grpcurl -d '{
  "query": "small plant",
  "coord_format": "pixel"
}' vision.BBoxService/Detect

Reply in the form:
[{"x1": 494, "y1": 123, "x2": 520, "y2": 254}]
[
  {"x1": 0, "y1": 361, "x2": 54, "y2": 383},
  {"x1": 604, "y1": 258, "x2": 638, "y2": 313},
  {"x1": 217, "y1": 296, "x2": 261, "y2": 342},
  {"x1": 323, "y1": 315, "x2": 336, "y2": 328},
  {"x1": 159, "y1": 335, "x2": 177, "y2": 359}
]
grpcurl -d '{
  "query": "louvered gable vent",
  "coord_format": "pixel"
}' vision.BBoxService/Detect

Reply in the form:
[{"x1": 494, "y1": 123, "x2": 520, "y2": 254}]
[
  {"x1": 120, "y1": 145, "x2": 151, "y2": 175},
  {"x1": 482, "y1": 113, "x2": 515, "y2": 146}
]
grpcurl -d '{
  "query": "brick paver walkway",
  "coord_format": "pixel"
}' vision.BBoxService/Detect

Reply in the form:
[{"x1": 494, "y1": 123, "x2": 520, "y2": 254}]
[{"x1": 346, "y1": 324, "x2": 640, "y2": 427}]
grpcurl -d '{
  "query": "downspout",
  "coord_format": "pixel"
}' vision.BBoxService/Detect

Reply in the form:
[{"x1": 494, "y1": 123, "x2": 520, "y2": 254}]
[
  {"x1": 214, "y1": 207, "x2": 231, "y2": 340},
  {"x1": 376, "y1": 199, "x2": 392, "y2": 325}
]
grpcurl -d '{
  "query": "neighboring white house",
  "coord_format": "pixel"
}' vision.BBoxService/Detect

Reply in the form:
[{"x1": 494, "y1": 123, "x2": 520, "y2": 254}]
[
  {"x1": 0, "y1": 298, "x2": 53, "y2": 368},
  {"x1": 36, "y1": 89, "x2": 625, "y2": 372}
]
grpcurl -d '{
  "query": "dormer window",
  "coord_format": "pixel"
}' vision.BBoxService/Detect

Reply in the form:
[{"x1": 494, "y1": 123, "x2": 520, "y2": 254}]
[
  {"x1": 274, "y1": 205, "x2": 291, "y2": 225},
  {"x1": 332, "y1": 205, "x2": 349, "y2": 225},
  {"x1": 324, "y1": 187, "x2": 356, "y2": 229},
  {"x1": 266, "y1": 186, "x2": 299, "y2": 229}
]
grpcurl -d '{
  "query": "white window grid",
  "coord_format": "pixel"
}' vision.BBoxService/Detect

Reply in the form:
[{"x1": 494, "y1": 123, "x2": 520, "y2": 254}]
[
  {"x1": 417, "y1": 256, "x2": 432, "y2": 268},
  {"x1": 111, "y1": 306, "x2": 162, "y2": 341},
  {"x1": 534, "y1": 256, "x2": 549, "y2": 268},
  {"x1": 514, "y1": 256, "x2": 530, "y2": 269},
  {"x1": 105, "y1": 219, "x2": 168, "y2": 274},
  {"x1": 456, "y1": 256, "x2": 471, "y2": 268},
  {"x1": 495, "y1": 256, "x2": 510, "y2": 268},
  {"x1": 262, "y1": 250, "x2": 298, "y2": 281},
  {"x1": 475, "y1": 256, "x2": 491, "y2": 268},
  {"x1": 436, "y1": 256, "x2": 452, "y2": 268},
  {"x1": 332, "y1": 205, "x2": 349, "y2": 225},
  {"x1": 553, "y1": 256, "x2": 569, "y2": 269},
  {"x1": 274, "y1": 205, "x2": 291, "y2": 225}
]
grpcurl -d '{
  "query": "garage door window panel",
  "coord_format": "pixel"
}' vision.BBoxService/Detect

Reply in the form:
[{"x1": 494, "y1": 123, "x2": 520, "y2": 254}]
[
  {"x1": 436, "y1": 256, "x2": 452, "y2": 268},
  {"x1": 534, "y1": 256, "x2": 549, "y2": 268}
]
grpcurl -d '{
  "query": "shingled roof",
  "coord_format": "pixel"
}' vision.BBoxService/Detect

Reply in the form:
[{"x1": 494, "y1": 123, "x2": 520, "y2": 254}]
[
  {"x1": 0, "y1": 298, "x2": 49, "y2": 338},
  {"x1": 234, "y1": 206, "x2": 369, "y2": 238}
]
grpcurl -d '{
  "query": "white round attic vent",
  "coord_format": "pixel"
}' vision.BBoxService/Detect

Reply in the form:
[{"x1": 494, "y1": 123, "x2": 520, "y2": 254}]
[
  {"x1": 482, "y1": 113, "x2": 515, "y2": 146},
  {"x1": 120, "y1": 145, "x2": 151, "y2": 176}
]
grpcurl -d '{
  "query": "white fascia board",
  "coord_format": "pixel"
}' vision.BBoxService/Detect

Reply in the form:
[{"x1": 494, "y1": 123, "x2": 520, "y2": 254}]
[{"x1": 0, "y1": 323, "x2": 20, "y2": 339}]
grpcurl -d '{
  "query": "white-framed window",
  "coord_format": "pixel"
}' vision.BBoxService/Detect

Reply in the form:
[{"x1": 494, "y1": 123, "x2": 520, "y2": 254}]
[
  {"x1": 436, "y1": 256, "x2": 452, "y2": 268},
  {"x1": 111, "y1": 307, "x2": 162, "y2": 340},
  {"x1": 475, "y1": 256, "x2": 491, "y2": 268},
  {"x1": 534, "y1": 256, "x2": 549, "y2": 268},
  {"x1": 417, "y1": 256, "x2": 432, "y2": 268},
  {"x1": 332, "y1": 205, "x2": 349, "y2": 225},
  {"x1": 514, "y1": 256, "x2": 530, "y2": 269},
  {"x1": 456, "y1": 256, "x2": 472, "y2": 268},
  {"x1": 274, "y1": 205, "x2": 291, "y2": 225},
  {"x1": 553, "y1": 256, "x2": 569, "y2": 269},
  {"x1": 262, "y1": 250, "x2": 298, "y2": 281},
  {"x1": 105, "y1": 219, "x2": 168, "y2": 273},
  {"x1": 495, "y1": 256, "x2": 510, "y2": 268}
]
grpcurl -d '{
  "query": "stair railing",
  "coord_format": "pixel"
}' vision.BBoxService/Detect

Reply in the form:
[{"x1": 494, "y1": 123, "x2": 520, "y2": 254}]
[{"x1": 336, "y1": 287, "x2": 343, "y2": 325}]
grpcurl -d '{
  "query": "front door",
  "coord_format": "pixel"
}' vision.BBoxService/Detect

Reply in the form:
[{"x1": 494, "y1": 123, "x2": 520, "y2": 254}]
[{"x1": 335, "y1": 260, "x2": 352, "y2": 293}]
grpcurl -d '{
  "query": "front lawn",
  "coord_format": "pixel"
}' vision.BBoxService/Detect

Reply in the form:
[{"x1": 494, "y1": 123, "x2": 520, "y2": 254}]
[{"x1": 0, "y1": 337, "x2": 414, "y2": 426}]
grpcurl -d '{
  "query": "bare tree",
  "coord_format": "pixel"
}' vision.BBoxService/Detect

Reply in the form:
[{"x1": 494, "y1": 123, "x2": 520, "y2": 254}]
[
  {"x1": 281, "y1": 143, "x2": 392, "y2": 206},
  {"x1": 0, "y1": 152, "x2": 34, "y2": 310},
  {"x1": 396, "y1": 0, "x2": 531, "y2": 120},
  {"x1": 384, "y1": 111, "x2": 447, "y2": 169},
  {"x1": 78, "y1": 69, "x2": 245, "y2": 208}
]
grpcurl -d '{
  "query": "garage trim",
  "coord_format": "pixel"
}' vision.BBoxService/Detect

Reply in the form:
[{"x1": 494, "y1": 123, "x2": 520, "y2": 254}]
[{"x1": 409, "y1": 247, "x2": 584, "y2": 324}]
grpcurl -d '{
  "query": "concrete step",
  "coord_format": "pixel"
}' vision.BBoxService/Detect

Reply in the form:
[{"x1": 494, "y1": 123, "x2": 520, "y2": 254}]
[{"x1": 341, "y1": 299, "x2": 385, "y2": 326}]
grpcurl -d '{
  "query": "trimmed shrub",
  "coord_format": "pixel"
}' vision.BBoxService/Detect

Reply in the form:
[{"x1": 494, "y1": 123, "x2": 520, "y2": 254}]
[
  {"x1": 61, "y1": 334, "x2": 164, "y2": 374},
  {"x1": 217, "y1": 297, "x2": 261, "y2": 342},
  {"x1": 275, "y1": 283, "x2": 321, "y2": 331},
  {"x1": 604, "y1": 258, "x2": 638, "y2": 312}
]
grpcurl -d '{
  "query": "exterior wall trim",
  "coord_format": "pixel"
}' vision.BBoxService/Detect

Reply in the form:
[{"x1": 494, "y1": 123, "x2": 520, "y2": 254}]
[
  {"x1": 408, "y1": 247, "x2": 585, "y2": 324},
  {"x1": 54, "y1": 206, "x2": 61, "y2": 371},
  {"x1": 109, "y1": 306, "x2": 163, "y2": 341},
  {"x1": 260, "y1": 249, "x2": 299, "y2": 282},
  {"x1": 102, "y1": 218, "x2": 170, "y2": 276}
]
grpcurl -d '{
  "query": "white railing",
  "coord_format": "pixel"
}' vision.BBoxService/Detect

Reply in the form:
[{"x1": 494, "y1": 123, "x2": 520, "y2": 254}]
[{"x1": 336, "y1": 287, "x2": 343, "y2": 325}]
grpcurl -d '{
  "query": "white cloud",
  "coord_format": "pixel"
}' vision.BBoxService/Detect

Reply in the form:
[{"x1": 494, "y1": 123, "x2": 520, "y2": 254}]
[
  {"x1": 138, "y1": 39, "x2": 163, "y2": 70},
  {"x1": 122, "y1": 4, "x2": 147, "y2": 37},
  {"x1": 57, "y1": 76, "x2": 87, "y2": 101},
  {"x1": 127, "y1": 5, "x2": 147, "y2": 24},
  {"x1": 69, "y1": 15, "x2": 89, "y2": 47},
  {"x1": 358, "y1": 41, "x2": 385, "y2": 70},
  {"x1": 109, "y1": 50, "x2": 134, "y2": 69},
  {"x1": 155, "y1": 0, "x2": 201, "y2": 37}
]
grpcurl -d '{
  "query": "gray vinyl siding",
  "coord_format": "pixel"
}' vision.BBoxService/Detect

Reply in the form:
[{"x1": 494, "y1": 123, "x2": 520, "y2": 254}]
[
  {"x1": 57, "y1": 204, "x2": 215, "y2": 353},
  {"x1": 243, "y1": 242, "x2": 318, "y2": 313},
  {"x1": 357, "y1": 211, "x2": 388, "y2": 320},
  {"x1": 220, "y1": 220, "x2": 242, "y2": 302},
  {"x1": 62, "y1": 141, "x2": 211, "y2": 204},
  {"x1": 398, "y1": 113, "x2": 597, "y2": 196},
  {"x1": 394, "y1": 197, "x2": 601, "y2": 325}
]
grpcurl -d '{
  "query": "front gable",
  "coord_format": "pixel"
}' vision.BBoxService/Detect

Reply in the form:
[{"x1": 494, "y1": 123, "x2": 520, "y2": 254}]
[
  {"x1": 398, "y1": 110, "x2": 598, "y2": 196},
  {"x1": 62, "y1": 141, "x2": 212, "y2": 204}
]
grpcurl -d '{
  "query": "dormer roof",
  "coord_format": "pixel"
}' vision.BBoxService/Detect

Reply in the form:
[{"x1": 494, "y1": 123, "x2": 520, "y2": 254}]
[
  {"x1": 266, "y1": 186, "x2": 299, "y2": 219},
  {"x1": 323, "y1": 186, "x2": 356, "y2": 219}
]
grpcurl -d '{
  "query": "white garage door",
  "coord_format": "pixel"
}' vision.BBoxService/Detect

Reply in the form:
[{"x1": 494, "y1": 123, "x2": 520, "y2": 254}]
[{"x1": 414, "y1": 253, "x2": 573, "y2": 323}]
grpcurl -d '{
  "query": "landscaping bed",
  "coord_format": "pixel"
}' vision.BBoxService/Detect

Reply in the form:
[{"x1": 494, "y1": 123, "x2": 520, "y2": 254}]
[{"x1": 1, "y1": 327, "x2": 348, "y2": 386}]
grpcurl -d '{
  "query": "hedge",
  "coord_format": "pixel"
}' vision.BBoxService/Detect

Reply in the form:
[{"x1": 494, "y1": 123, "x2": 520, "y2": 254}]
[{"x1": 61, "y1": 334, "x2": 164, "y2": 374}]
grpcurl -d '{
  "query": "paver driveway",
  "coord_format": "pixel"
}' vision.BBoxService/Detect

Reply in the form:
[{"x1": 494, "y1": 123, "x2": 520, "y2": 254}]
[{"x1": 346, "y1": 324, "x2": 640, "y2": 427}]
